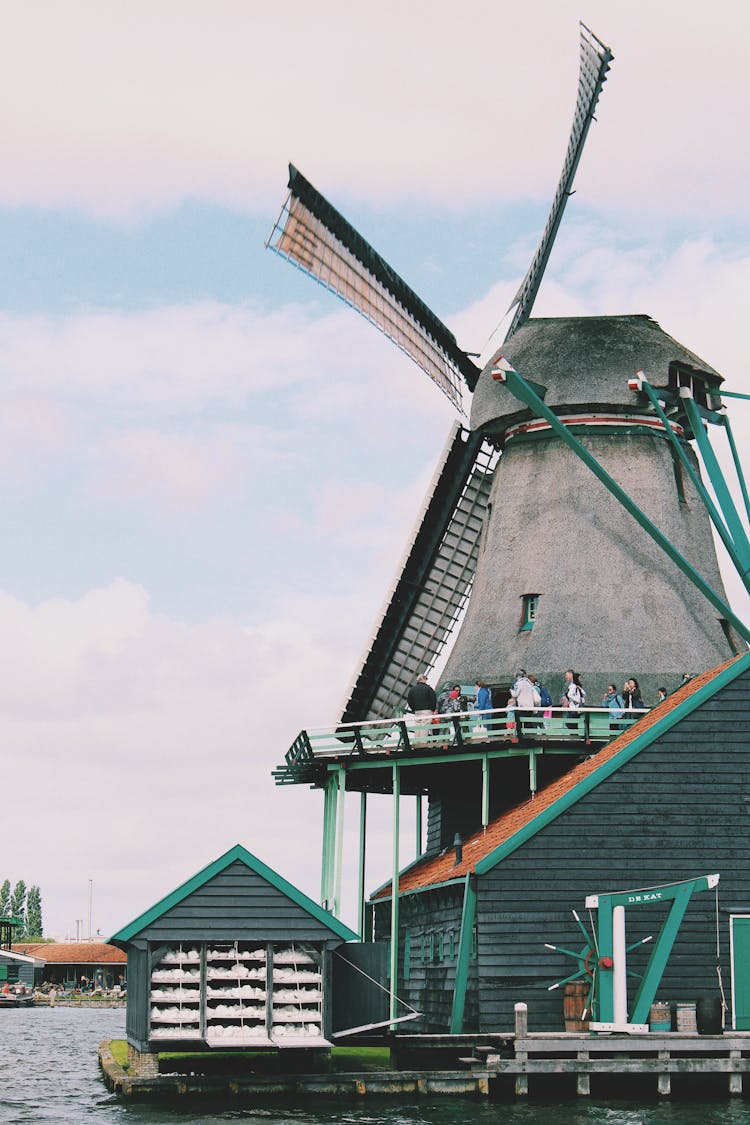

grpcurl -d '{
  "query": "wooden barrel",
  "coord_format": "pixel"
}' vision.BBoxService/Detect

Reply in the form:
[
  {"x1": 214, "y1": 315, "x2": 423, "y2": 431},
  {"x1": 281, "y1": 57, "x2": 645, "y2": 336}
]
[
  {"x1": 675, "y1": 1001, "x2": 697, "y2": 1032},
  {"x1": 649, "y1": 1001, "x2": 671, "y2": 1031},
  {"x1": 563, "y1": 980, "x2": 590, "y2": 1032}
]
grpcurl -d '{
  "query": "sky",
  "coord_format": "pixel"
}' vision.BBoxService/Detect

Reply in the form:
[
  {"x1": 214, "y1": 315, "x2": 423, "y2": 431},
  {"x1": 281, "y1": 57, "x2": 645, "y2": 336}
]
[{"x1": 2, "y1": 0, "x2": 750, "y2": 940}]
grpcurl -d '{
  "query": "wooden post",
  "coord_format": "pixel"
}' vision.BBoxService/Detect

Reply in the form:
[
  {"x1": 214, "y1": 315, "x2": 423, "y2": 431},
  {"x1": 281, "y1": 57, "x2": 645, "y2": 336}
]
[
  {"x1": 514, "y1": 1002, "x2": 528, "y2": 1096},
  {"x1": 729, "y1": 1050, "x2": 743, "y2": 1095},
  {"x1": 576, "y1": 1048, "x2": 590, "y2": 1096},
  {"x1": 357, "y1": 792, "x2": 367, "y2": 939},
  {"x1": 657, "y1": 1049, "x2": 671, "y2": 1096}
]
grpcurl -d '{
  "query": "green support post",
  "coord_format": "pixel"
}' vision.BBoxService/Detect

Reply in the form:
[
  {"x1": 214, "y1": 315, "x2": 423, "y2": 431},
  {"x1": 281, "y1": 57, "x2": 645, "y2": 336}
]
[
  {"x1": 415, "y1": 795, "x2": 422, "y2": 858},
  {"x1": 682, "y1": 394, "x2": 750, "y2": 574},
  {"x1": 481, "y1": 755, "x2": 490, "y2": 829},
  {"x1": 640, "y1": 382, "x2": 750, "y2": 591},
  {"x1": 630, "y1": 883, "x2": 695, "y2": 1025},
  {"x1": 321, "y1": 774, "x2": 338, "y2": 909},
  {"x1": 450, "y1": 873, "x2": 477, "y2": 1033},
  {"x1": 357, "y1": 791, "x2": 367, "y2": 939},
  {"x1": 333, "y1": 766, "x2": 346, "y2": 918},
  {"x1": 498, "y1": 365, "x2": 750, "y2": 644},
  {"x1": 595, "y1": 898, "x2": 614, "y2": 1023},
  {"x1": 528, "y1": 750, "x2": 537, "y2": 796},
  {"x1": 390, "y1": 763, "x2": 400, "y2": 1026},
  {"x1": 722, "y1": 414, "x2": 750, "y2": 527}
]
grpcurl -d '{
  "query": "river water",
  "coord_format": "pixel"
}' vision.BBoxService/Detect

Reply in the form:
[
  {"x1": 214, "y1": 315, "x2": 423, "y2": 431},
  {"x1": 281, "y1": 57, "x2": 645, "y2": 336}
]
[{"x1": 2, "y1": 1007, "x2": 750, "y2": 1124}]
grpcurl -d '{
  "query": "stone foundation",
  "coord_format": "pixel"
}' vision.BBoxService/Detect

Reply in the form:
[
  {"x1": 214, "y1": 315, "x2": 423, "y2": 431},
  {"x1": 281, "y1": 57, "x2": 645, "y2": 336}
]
[{"x1": 126, "y1": 1044, "x2": 159, "y2": 1077}]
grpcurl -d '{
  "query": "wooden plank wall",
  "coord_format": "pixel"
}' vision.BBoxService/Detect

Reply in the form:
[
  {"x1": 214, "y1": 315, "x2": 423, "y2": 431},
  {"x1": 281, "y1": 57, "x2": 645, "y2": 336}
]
[
  {"x1": 474, "y1": 673, "x2": 750, "y2": 1032},
  {"x1": 132, "y1": 861, "x2": 344, "y2": 944},
  {"x1": 374, "y1": 887, "x2": 477, "y2": 1031}
]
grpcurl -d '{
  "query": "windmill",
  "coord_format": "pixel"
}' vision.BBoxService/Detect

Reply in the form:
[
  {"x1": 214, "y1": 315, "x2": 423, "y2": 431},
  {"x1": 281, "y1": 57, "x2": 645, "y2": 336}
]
[{"x1": 266, "y1": 23, "x2": 748, "y2": 727}]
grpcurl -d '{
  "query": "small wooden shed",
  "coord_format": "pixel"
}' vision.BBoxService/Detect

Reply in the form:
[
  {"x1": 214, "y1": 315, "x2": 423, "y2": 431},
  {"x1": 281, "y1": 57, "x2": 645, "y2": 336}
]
[{"x1": 110, "y1": 843, "x2": 358, "y2": 1052}]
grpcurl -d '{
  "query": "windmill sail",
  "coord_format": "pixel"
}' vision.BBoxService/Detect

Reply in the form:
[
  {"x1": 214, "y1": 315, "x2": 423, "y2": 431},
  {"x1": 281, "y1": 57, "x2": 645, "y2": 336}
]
[
  {"x1": 506, "y1": 23, "x2": 613, "y2": 336},
  {"x1": 266, "y1": 165, "x2": 480, "y2": 410},
  {"x1": 340, "y1": 424, "x2": 498, "y2": 722}
]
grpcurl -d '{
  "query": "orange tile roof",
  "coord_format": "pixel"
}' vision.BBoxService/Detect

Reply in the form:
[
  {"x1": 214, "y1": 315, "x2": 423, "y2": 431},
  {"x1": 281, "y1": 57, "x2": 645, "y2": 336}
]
[
  {"x1": 372, "y1": 658, "x2": 742, "y2": 900},
  {"x1": 11, "y1": 942, "x2": 127, "y2": 963}
]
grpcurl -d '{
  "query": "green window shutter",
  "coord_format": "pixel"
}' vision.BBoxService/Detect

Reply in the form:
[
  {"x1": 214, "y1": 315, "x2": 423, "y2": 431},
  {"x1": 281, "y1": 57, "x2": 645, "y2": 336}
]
[{"x1": 520, "y1": 594, "x2": 539, "y2": 631}]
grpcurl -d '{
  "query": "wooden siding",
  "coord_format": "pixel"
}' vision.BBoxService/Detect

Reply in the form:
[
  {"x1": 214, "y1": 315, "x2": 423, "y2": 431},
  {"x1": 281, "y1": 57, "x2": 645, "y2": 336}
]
[
  {"x1": 474, "y1": 672, "x2": 750, "y2": 1032},
  {"x1": 131, "y1": 860, "x2": 347, "y2": 944},
  {"x1": 125, "y1": 943, "x2": 150, "y2": 1052},
  {"x1": 373, "y1": 887, "x2": 476, "y2": 1032}
]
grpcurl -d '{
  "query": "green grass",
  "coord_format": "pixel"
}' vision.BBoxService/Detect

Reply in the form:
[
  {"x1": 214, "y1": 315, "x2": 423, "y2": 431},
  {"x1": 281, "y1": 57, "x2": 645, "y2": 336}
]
[
  {"x1": 109, "y1": 1040, "x2": 129, "y2": 1068},
  {"x1": 109, "y1": 1041, "x2": 392, "y2": 1075}
]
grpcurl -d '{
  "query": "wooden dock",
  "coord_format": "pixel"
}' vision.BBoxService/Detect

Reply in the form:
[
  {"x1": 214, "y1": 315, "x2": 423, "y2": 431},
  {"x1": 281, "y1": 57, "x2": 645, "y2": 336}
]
[{"x1": 101, "y1": 1026, "x2": 750, "y2": 1101}]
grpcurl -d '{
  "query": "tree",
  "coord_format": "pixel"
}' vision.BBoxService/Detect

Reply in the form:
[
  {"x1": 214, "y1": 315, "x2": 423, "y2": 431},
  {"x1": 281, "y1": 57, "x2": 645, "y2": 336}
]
[
  {"x1": 9, "y1": 880, "x2": 26, "y2": 932},
  {"x1": 0, "y1": 879, "x2": 9, "y2": 917},
  {"x1": 25, "y1": 885, "x2": 43, "y2": 939}
]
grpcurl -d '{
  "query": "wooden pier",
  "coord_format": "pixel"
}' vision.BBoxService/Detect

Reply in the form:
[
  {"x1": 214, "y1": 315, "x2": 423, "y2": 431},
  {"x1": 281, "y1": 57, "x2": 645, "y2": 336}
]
[{"x1": 102, "y1": 1021, "x2": 750, "y2": 1101}]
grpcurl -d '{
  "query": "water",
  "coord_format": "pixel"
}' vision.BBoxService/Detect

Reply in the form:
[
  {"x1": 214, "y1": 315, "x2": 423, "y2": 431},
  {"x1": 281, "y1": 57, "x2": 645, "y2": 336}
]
[{"x1": 2, "y1": 1007, "x2": 750, "y2": 1124}]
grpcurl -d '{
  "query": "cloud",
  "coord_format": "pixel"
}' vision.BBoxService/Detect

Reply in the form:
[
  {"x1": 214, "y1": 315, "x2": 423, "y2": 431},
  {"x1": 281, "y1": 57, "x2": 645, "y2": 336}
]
[{"x1": 1, "y1": 2, "x2": 748, "y2": 222}]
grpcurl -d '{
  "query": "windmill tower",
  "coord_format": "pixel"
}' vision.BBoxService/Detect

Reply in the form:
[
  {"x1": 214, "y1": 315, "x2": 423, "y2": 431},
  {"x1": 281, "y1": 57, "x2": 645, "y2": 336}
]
[{"x1": 267, "y1": 26, "x2": 750, "y2": 852}]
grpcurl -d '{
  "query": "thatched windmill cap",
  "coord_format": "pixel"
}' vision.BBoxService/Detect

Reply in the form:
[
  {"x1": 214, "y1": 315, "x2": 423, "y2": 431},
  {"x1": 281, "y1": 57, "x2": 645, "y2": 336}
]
[{"x1": 471, "y1": 315, "x2": 722, "y2": 436}]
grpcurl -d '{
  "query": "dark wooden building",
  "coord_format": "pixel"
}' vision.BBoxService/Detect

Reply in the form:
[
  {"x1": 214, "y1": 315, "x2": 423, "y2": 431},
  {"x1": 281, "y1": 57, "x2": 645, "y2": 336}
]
[
  {"x1": 110, "y1": 843, "x2": 358, "y2": 1053},
  {"x1": 370, "y1": 653, "x2": 750, "y2": 1033}
]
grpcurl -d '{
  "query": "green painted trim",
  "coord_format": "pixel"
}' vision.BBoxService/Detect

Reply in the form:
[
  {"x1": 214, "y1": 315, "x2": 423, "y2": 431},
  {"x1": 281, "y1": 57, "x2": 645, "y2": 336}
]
[
  {"x1": 369, "y1": 875, "x2": 467, "y2": 904},
  {"x1": 475, "y1": 652, "x2": 750, "y2": 876},
  {"x1": 450, "y1": 874, "x2": 477, "y2": 1033},
  {"x1": 109, "y1": 842, "x2": 358, "y2": 945}
]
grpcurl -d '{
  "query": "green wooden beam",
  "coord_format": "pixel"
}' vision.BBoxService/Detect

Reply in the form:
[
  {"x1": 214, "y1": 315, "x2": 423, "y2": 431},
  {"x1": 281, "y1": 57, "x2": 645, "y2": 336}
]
[
  {"x1": 596, "y1": 899, "x2": 614, "y2": 1023},
  {"x1": 321, "y1": 774, "x2": 338, "y2": 908},
  {"x1": 630, "y1": 883, "x2": 694, "y2": 1025},
  {"x1": 481, "y1": 755, "x2": 490, "y2": 829},
  {"x1": 722, "y1": 413, "x2": 750, "y2": 527},
  {"x1": 415, "y1": 795, "x2": 422, "y2": 858},
  {"x1": 498, "y1": 364, "x2": 750, "y2": 643},
  {"x1": 450, "y1": 874, "x2": 477, "y2": 1033},
  {"x1": 357, "y1": 791, "x2": 367, "y2": 939},
  {"x1": 390, "y1": 763, "x2": 400, "y2": 1026},
  {"x1": 682, "y1": 394, "x2": 750, "y2": 574},
  {"x1": 640, "y1": 381, "x2": 750, "y2": 591},
  {"x1": 333, "y1": 766, "x2": 347, "y2": 918}
]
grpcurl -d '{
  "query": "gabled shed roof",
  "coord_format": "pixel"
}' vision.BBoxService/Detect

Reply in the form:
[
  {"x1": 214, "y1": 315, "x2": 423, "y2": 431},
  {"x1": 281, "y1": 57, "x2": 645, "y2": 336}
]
[
  {"x1": 372, "y1": 653, "x2": 749, "y2": 901},
  {"x1": 110, "y1": 843, "x2": 358, "y2": 946}
]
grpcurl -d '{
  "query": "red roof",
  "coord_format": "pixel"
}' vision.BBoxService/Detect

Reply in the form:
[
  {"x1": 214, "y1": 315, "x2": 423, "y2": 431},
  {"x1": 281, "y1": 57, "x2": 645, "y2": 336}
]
[
  {"x1": 372, "y1": 658, "x2": 741, "y2": 900},
  {"x1": 12, "y1": 942, "x2": 127, "y2": 964}
]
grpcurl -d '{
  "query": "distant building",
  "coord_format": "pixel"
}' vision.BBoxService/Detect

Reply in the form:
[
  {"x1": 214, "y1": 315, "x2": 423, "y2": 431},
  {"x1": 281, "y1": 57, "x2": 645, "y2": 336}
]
[{"x1": 12, "y1": 941, "x2": 127, "y2": 989}]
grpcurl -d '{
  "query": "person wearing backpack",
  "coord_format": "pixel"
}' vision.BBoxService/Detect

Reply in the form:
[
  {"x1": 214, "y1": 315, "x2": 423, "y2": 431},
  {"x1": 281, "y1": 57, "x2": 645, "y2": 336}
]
[
  {"x1": 511, "y1": 669, "x2": 538, "y2": 709},
  {"x1": 561, "y1": 669, "x2": 586, "y2": 711},
  {"x1": 603, "y1": 684, "x2": 625, "y2": 720}
]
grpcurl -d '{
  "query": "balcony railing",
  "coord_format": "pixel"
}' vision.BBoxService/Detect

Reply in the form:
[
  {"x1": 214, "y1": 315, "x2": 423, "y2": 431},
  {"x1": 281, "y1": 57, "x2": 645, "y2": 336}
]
[{"x1": 274, "y1": 707, "x2": 648, "y2": 785}]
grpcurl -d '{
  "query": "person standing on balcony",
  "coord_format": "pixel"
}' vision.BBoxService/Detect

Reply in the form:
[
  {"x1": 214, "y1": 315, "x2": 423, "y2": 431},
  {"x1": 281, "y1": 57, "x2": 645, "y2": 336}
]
[
  {"x1": 562, "y1": 669, "x2": 586, "y2": 711},
  {"x1": 511, "y1": 669, "x2": 538, "y2": 709},
  {"x1": 407, "y1": 675, "x2": 437, "y2": 720}
]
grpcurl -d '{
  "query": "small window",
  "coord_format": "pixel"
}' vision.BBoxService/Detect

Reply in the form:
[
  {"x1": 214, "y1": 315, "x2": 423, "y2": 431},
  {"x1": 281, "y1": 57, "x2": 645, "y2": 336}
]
[
  {"x1": 448, "y1": 931, "x2": 455, "y2": 960},
  {"x1": 471, "y1": 925, "x2": 478, "y2": 960},
  {"x1": 521, "y1": 594, "x2": 539, "y2": 631},
  {"x1": 437, "y1": 932, "x2": 444, "y2": 963},
  {"x1": 420, "y1": 934, "x2": 426, "y2": 963},
  {"x1": 428, "y1": 933, "x2": 435, "y2": 963}
]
